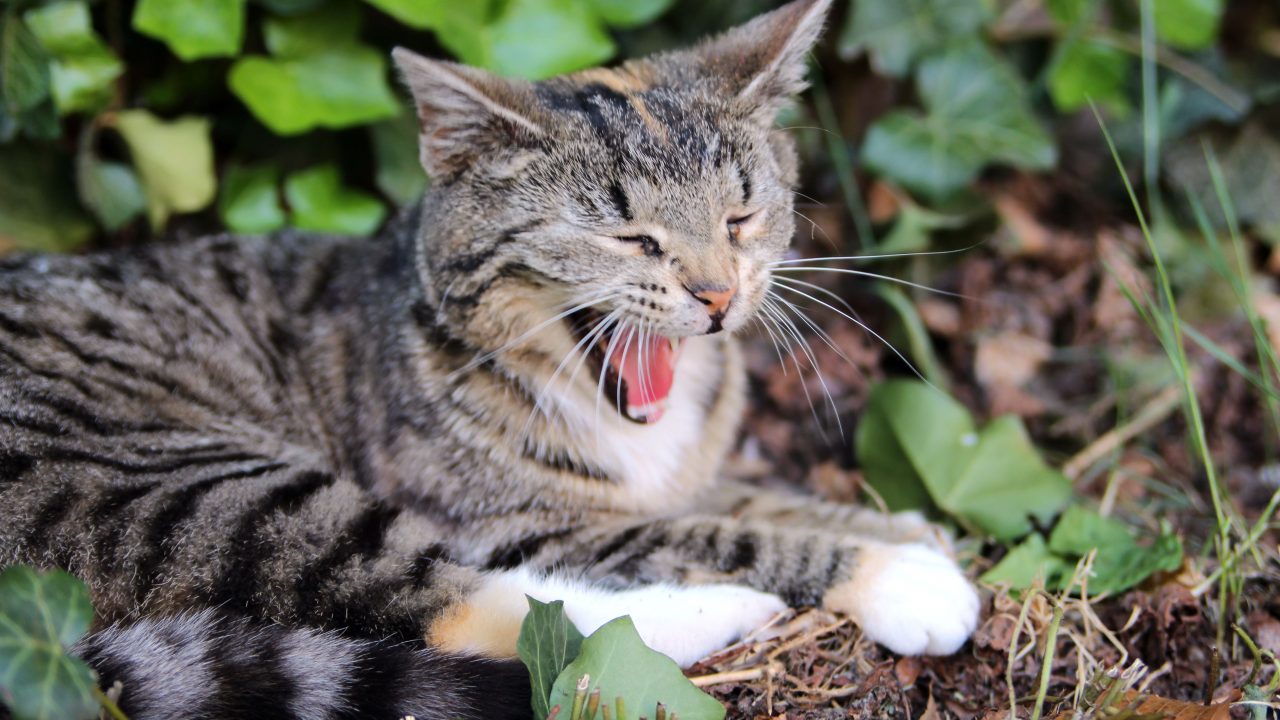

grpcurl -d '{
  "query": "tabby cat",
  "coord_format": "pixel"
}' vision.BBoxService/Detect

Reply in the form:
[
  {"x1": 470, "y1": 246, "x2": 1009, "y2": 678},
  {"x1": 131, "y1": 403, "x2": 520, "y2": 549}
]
[{"x1": 0, "y1": 1, "x2": 979, "y2": 717}]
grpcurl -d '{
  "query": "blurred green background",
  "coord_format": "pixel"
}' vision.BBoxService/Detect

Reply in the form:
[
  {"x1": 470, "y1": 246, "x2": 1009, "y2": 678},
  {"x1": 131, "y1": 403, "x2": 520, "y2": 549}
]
[{"x1": 0, "y1": 0, "x2": 1276, "y2": 256}]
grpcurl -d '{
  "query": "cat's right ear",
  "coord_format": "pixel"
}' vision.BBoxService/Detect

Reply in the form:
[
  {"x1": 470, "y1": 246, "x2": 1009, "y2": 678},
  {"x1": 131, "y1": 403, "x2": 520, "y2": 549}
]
[{"x1": 392, "y1": 48, "x2": 545, "y2": 179}]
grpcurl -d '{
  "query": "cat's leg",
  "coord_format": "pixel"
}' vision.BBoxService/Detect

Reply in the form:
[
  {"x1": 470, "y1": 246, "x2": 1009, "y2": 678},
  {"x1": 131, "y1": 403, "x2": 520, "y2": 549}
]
[
  {"x1": 516, "y1": 515, "x2": 979, "y2": 657},
  {"x1": 427, "y1": 566, "x2": 786, "y2": 667},
  {"x1": 707, "y1": 480, "x2": 951, "y2": 549}
]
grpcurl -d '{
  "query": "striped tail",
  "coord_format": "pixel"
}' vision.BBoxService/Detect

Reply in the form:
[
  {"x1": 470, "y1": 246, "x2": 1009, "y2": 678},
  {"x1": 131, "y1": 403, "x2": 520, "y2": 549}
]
[{"x1": 70, "y1": 609, "x2": 531, "y2": 720}]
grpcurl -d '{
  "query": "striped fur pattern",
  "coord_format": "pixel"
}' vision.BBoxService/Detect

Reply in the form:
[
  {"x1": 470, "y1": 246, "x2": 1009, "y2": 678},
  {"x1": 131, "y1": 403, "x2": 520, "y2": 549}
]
[{"x1": 0, "y1": 2, "x2": 978, "y2": 717}]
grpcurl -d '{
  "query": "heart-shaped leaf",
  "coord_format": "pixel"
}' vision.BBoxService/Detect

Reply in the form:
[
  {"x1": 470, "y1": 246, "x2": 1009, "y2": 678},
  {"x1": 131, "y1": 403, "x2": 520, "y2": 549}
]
[
  {"x1": 548, "y1": 616, "x2": 725, "y2": 720},
  {"x1": 24, "y1": 1, "x2": 121, "y2": 114},
  {"x1": 517, "y1": 597, "x2": 585, "y2": 720},
  {"x1": 263, "y1": 1, "x2": 361, "y2": 57},
  {"x1": 982, "y1": 507, "x2": 1183, "y2": 594},
  {"x1": 856, "y1": 379, "x2": 1072, "y2": 541},
  {"x1": 284, "y1": 164, "x2": 385, "y2": 235},
  {"x1": 0, "y1": 566, "x2": 100, "y2": 720},
  {"x1": 1047, "y1": 37, "x2": 1130, "y2": 114},
  {"x1": 132, "y1": 0, "x2": 246, "y2": 60},
  {"x1": 219, "y1": 164, "x2": 286, "y2": 234},
  {"x1": 77, "y1": 157, "x2": 145, "y2": 232},
  {"x1": 112, "y1": 110, "x2": 217, "y2": 228},
  {"x1": 861, "y1": 41, "x2": 1056, "y2": 201},
  {"x1": 838, "y1": 0, "x2": 991, "y2": 77},
  {"x1": 479, "y1": 0, "x2": 615, "y2": 80},
  {"x1": 1153, "y1": 0, "x2": 1223, "y2": 50},
  {"x1": 228, "y1": 46, "x2": 399, "y2": 135}
]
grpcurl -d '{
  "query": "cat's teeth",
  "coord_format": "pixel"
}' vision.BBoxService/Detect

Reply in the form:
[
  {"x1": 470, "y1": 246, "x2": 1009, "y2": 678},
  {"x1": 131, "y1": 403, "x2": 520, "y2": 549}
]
[{"x1": 626, "y1": 399, "x2": 668, "y2": 424}]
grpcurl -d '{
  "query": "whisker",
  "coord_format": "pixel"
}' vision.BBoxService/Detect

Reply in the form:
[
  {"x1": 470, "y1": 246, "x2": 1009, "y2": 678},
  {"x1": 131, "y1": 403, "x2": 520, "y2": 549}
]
[
  {"x1": 768, "y1": 243, "x2": 983, "y2": 266},
  {"x1": 449, "y1": 289, "x2": 622, "y2": 378},
  {"x1": 771, "y1": 282, "x2": 930, "y2": 386},
  {"x1": 759, "y1": 297, "x2": 835, "y2": 438},
  {"x1": 764, "y1": 294, "x2": 846, "y2": 438},
  {"x1": 771, "y1": 266, "x2": 968, "y2": 300},
  {"x1": 521, "y1": 308, "x2": 619, "y2": 443},
  {"x1": 770, "y1": 275, "x2": 860, "y2": 317},
  {"x1": 768, "y1": 289, "x2": 858, "y2": 372}
]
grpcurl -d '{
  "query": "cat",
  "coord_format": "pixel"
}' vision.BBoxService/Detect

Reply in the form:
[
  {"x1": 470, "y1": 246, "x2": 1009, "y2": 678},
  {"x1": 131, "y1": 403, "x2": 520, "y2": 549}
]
[{"x1": 0, "y1": 1, "x2": 979, "y2": 718}]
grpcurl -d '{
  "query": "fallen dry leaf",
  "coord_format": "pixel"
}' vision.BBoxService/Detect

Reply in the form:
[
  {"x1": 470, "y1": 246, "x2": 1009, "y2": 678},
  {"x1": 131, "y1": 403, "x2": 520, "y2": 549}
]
[{"x1": 974, "y1": 330, "x2": 1053, "y2": 416}]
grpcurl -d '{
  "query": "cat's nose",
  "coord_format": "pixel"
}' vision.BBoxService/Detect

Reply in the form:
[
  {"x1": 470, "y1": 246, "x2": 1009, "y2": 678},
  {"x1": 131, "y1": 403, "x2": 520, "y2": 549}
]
[{"x1": 686, "y1": 283, "x2": 737, "y2": 317}]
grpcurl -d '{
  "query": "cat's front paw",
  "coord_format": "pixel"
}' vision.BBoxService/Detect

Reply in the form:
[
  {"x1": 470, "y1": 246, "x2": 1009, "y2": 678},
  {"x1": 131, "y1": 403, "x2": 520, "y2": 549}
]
[
  {"x1": 581, "y1": 584, "x2": 786, "y2": 667},
  {"x1": 824, "y1": 543, "x2": 979, "y2": 656}
]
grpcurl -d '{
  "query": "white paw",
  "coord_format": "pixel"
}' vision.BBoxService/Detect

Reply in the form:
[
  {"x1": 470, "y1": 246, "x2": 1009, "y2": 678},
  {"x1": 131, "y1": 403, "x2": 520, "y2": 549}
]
[
  {"x1": 824, "y1": 543, "x2": 979, "y2": 656},
  {"x1": 568, "y1": 584, "x2": 787, "y2": 667}
]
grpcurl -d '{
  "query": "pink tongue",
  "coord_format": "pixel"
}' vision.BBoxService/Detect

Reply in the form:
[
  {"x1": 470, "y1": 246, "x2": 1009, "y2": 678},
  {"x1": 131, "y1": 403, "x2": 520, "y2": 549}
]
[{"x1": 610, "y1": 329, "x2": 677, "y2": 423}]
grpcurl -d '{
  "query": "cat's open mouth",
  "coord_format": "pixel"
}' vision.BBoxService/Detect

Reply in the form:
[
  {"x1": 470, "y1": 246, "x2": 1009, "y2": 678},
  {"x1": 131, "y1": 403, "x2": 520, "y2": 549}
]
[{"x1": 569, "y1": 310, "x2": 684, "y2": 424}]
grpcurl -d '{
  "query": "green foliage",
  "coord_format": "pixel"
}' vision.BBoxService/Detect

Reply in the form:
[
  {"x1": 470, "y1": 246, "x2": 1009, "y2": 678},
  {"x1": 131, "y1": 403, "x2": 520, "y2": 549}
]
[
  {"x1": 548, "y1": 617, "x2": 725, "y2": 720},
  {"x1": 284, "y1": 164, "x2": 385, "y2": 234},
  {"x1": 219, "y1": 164, "x2": 287, "y2": 233},
  {"x1": 0, "y1": 567, "x2": 99, "y2": 720},
  {"x1": 24, "y1": 1, "x2": 120, "y2": 114},
  {"x1": 838, "y1": 0, "x2": 991, "y2": 78},
  {"x1": 112, "y1": 109, "x2": 216, "y2": 228},
  {"x1": 861, "y1": 42, "x2": 1056, "y2": 201},
  {"x1": 1048, "y1": 38, "x2": 1130, "y2": 114},
  {"x1": 518, "y1": 601, "x2": 724, "y2": 720},
  {"x1": 132, "y1": 0, "x2": 245, "y2": 61},
  {"x1": 856, "y1": 379, "x2": 1072, "y2": 541},
  {"x1": 518, "y1": 597, "x2": 585, "y2": 720},
  {"x1": 982, "y1": 506, "x2": 1184, "y2": 595},
  {"x1": 0, "y1": 143, "x2": 93, "y2": 251},
  {"x1": 1153, "y1": 0, "x2": 1223, "y2": 50}
]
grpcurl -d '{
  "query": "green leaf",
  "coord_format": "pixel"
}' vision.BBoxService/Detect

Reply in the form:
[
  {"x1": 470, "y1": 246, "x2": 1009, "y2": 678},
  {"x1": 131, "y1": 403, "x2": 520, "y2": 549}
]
[
  {"x1": 588, "y1": 0, "x2": 676, "y2": 28},
  {"x1": 132, "y1": 0, "x2": 246, "y2": 60},
  {"x1": 361, "y1": 0, "x2": 492, "y2": 62},
  {"x1": 0, "y1": 143, "x2": 94, "y2": 252},
  {"x1": 517, "y1": 597, "x2": 585, "y2": 720},
  {"x1": 258, "y1": 0, "x2": 328, "y2": 16},
  {"x1": 980, "y1": 533, "x2": 1071, "y2": 589},
  {"x1": 284, "y1": 164, "x2": 386, "y2": 235},
  {"x1": 112, "y1": 110, "x2": 217, "y2": 228},
  {"x1": 1045, "y1": 0, "x2": 1095, "y2": 25},
  {"x1": 861, "y1": 41, "x2": 1056, "y2": 200},
  {"x1": 77, "y1": 158, "x2": 145, "y2": 232},
  {"x1": 23, "y1": 1, "x2": 121, "y2": 114},
  {"x1": 1, "y1": 11, "x2": 51, "y2": 115},
  {"x1": 370, "y1": 113, "x2": 428, "y2": 206},
  {"x1": 219, "y1": 164, "x2": 286, "y2": 233},
  {"x1": 263, "y1": 1, "x2": 361, "y2": 57},
  {"x1": 480, "y1": 0, "x2": 616, "y2": 80},
  {"x1": 1048, "y1": 507, "x2": 1183, "y2": 595},
  {"x1": 228, "y1": 46, "x2": 399, "y2": 135},
  {"x1": 549, "y1": 616, "x2": 725, "y2": 720},
  {"x1": 0, "y1": 566, "x2": 99, "y2": 720},
  {"x1": 1153, "y1": 0, "x2": 1223, "y2": 50},
  {"x1": 1047, "y1": 37, "x2": 1130, "y2": 114},
  {"x1": 838, "y1": 0, "x2": 992, "y2": 77},
  {"x1": 856, "y1": 380, "x2": 1073, "y2": 541}
]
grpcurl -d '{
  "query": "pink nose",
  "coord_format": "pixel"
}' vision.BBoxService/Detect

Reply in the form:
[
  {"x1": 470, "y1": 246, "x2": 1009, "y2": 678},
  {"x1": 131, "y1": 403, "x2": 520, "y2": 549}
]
[{"x1": 689, "y1": 284, "x2": 736, "y2": 317}]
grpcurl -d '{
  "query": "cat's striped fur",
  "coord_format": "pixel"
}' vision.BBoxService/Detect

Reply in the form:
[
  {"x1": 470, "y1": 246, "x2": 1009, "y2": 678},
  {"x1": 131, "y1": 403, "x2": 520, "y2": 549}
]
[{"x1": 0, "y1": 2, "x2": 979, "y2": 718}]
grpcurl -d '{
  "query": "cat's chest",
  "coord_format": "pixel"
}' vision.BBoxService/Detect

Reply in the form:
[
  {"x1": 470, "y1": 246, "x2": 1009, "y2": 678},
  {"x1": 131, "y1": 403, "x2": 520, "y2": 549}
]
[{"x1": 561, "y1": 338, "x2": 727, "y2": 509}]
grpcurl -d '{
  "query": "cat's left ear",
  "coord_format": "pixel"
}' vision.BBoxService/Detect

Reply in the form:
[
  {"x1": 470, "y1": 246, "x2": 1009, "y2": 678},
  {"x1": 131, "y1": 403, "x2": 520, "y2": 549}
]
[{"x1": 689, "y1": 0, "x2": 832, "y2": 124}]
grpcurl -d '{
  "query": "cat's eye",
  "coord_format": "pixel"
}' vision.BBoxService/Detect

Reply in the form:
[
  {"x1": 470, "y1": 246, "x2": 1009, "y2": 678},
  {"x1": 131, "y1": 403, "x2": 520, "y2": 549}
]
[
  {"x1": 726, "y1": 213, "x2": 756, "y2": 243},
  {"x1": 618, "y1": 234, "x2": 663, "y2": 257}
]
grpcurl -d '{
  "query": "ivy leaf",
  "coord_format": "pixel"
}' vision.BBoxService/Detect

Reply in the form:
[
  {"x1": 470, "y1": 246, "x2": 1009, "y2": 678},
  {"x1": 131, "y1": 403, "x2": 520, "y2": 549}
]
[
  {"x1": 548, "y1": 617, "x2": 725, "y2": 720},
  {"x1": 23, "y1": 1, "x2": 121, "y2": 114},
  {"x1": 588, "y1": 0, "x2": 676, "y2": 28},
  {"x1": 219, "y1": 164, "x2": 286, "y2": 234},
  {"x1": 77, "y1": 157, "x2": 145, "y2": 232},
  {"x1": 263, "y1": 1, "x2": 361, "y2": 57},
  {"x1": 861, "y1": 42, "x2": 1056, "y2": 200},
  {"x1": 980, "y1": 533, "x2": 1072, "y2": 590},
  {"x1": 257, "y1": 0, "x2": 328, "y2": 16},
  {"x1": 132, "y1": 0, "x2": 246, "y2": 61},
  {"x1": 228, "y1": 46, "x2": 399, "y2": 135},
  {"x1": 360, "y1": 0, "x2": 492, "y2": 64},
  {"x1": 112, "y1": 110, "x2": 217, "y2": 229},
  {"x1": 0, "y1": 143, "x2": 94, "y2": 252},
  {"x1": 856, "y1": 379, "x2": 1072, "y2": 541},
  {"x1": 370, "y1": 113, "x2": 428, "y2": 206},
  {"x1": 1048, "y1": 507, "x2": 1183, "y2": 594},
  {"x1": 838, "y1": 0, "x2": 991, "y2": 77},
  {"x1": 517, "y1": 597, "x2": 585, "y2": 720},
  {"x1": 1047, "y1": 37, "x2": 1130, "y2": 114},
  {"x1": 1, "y1": 11, "x2": 51, "y2": 116},
  {"x1": 479, "y1": 0, "x2": 615, "y2": 80},
  {"x1": 1153, "y1": 0, "x2": 1223, "y2": 50},
  {"x1": 284, "y1": 164, "x2": 386, "y2": 235},
  {"x1": 0, "y1": 566, "x2": 100, "y2": 720}
]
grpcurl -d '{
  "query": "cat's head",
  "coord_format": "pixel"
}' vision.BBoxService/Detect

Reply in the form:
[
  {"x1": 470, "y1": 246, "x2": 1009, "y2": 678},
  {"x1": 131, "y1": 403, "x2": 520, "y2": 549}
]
[{"x1": 395, "y1": 0, "x2": 830, "y2": 424}]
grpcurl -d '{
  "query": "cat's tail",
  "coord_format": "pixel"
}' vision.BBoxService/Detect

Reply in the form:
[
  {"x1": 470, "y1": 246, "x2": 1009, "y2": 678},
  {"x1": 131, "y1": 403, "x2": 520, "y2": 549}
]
[{"x1": 71, "y1": 609, "x2": 532, "y2": 720}]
